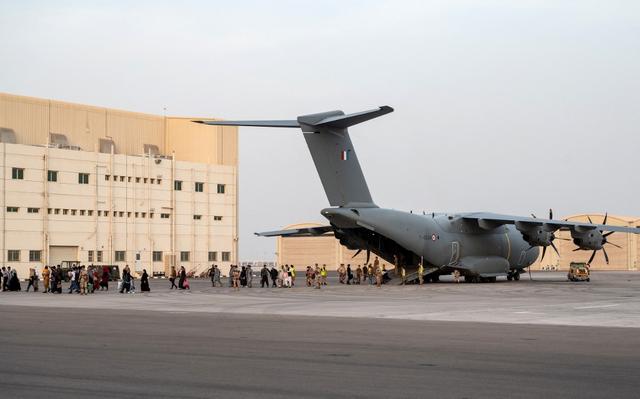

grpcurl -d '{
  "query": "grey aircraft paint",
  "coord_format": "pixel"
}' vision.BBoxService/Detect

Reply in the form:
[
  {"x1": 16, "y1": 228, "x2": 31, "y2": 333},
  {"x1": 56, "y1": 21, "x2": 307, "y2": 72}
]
[{"x1": 195, "y1": 107, "x2": 640, "y2": 282}]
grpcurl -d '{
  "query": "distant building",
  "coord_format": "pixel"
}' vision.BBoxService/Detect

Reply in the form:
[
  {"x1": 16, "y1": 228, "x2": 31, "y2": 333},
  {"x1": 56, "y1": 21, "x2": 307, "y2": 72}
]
[{"x1": 0, "y1": 92, "x2": 238, "y2": 278}]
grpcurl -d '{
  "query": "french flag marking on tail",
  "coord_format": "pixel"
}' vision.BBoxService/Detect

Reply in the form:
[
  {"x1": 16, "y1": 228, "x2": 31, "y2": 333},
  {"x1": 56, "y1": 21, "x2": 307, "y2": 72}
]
[{"x1": 341, "y1": 149, "x2": 351, "y2": 161}]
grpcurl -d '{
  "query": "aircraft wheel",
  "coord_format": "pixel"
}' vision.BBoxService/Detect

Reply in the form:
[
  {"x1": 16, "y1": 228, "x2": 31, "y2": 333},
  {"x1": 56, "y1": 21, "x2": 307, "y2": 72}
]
[
  {"x1": 513, "y1": 272, "x2": 520, "y2": 281},
  {"x1": 587, "y1": 278, "x2": 590, "y2": 282},
  {"x1": 431, "y1": 275, "x2": 440, "y2": 283},
  {"x1": 507, "y1": 274, "x2": 513, "y2": 281}
]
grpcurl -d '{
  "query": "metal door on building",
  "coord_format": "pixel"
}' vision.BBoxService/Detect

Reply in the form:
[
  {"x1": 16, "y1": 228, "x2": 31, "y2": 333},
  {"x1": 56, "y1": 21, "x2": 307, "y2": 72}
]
[{"x1": 49, "y1": 246, "x2": 79, "y2": 266}]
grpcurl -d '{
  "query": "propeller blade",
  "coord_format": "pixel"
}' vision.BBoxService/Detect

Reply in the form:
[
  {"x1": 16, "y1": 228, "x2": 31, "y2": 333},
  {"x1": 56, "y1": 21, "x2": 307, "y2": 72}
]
[
  {"x1": 602, "y1": 247, "x2": 610, "y2": 264},
  {"x1": 603, "y1": 212, "x2": 608, "y2": 225},
  {"x1": 549, "y1": 209, "x2": 553, "y2": 220},
  {"x1": 352, "y1": 249, "x2": 362, "y2": 259},
  {"x1": 603, "y1": 231, "x2": 615, "y2": 238},
  {"x1": 540, "y1": 246, "x2": 547, "y2": 262},
  {"x1": 588, "y1": 250, "x2": 597, "y2": 265},
  {"x1": 365, "y1": 249, "x2": 370, "y2": 265},
  {"x1": 573, "y1": 248, "x2": 581, "y2": 252},
  {"x1": 531, "y1": 213, "x2": 537, "y2": 219},
  {"x1": 587, "y1": 216, "x2": 593, "y2": 224},
  {"x1": 607, "y1": 242, "x2": 622, "y2": 249},
  {"x1": 555, "y1": 237, "x2": 571, "y2": 241},
  {"x1": 550, "y1": 241, "x2": 560, "y2": 256}
]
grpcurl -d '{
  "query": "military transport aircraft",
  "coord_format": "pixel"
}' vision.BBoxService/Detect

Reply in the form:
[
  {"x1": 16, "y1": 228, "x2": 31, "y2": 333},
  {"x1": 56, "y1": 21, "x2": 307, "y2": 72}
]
[{"x1": 195, "y1": 107, "x2": 640, "y2": 282}]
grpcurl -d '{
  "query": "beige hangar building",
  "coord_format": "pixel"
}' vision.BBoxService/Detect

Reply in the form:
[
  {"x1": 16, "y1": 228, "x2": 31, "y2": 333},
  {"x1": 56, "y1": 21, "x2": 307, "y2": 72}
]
[
  {"x1": 278, "y1": 215, "x2": 640, "y2": 272},
  {"x1": 0, "y1": 92, "x2": 238, "y2": 278}
]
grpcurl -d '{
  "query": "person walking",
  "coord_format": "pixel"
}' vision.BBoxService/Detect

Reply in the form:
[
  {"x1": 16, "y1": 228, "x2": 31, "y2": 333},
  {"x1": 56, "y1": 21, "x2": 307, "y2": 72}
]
[
  {"x1": 400, "y1": 265, "x2": 406, "y2": 286},
  {"x1": 347, "y1": 264, "x2": 353, "y2": 285},
  {"x1": 453, "y1": 269, "x2": 461, "y2": 283},
  {"x1": 26, "y1": 268, "x2": 38, "y2": 292},
  {"x1": 305, "y1": 266, "x2": 313, "y2": 287},
  {"x1": 228, "y1": 265, "x2": 236, "y2": 287},
  {"x1": 355, "y1": 265, "x2": 362, "y2": 285},
  {"x1": 246, "y1": 265, "x2": 253, "y2": 288},
  {"x1": 213, "y1": 265, "x2": 222, "y2": 287},
  {"x1": 289, "y1": 265, "x2": 296, "y2": 287},
  {"x1": 321, "y1": 265, "x2": 328, "y2": 286},
  {"x1": 417, "y1": 262, "x2": 424, "y2": 285},
  {"x1": 68, "y1": 267, "x2": 79, "y2": 294},
  {"x1": 260, "y1": 265, "x2": 270, "y2": 288},
  {"x1": 232, "y1": 266, "x2": 240, "y2": 291},
  {"x1": 375, "y1": 265, "x2": 383, "y2": 288},
  {"x1": 140, "y1": 269, "x2": 150, "y2": 292},
  {"x1": 315, "y1": 265, "x2": 322, "y2": 289},
  {"x1": 1, "y1": 266, "x2": 7, "y2": 291},
  {"x1": 178, "y1": 266, "x2": 186, "y2": 289},
  {"x1": 270, "y1": 266, "x2": 278, "y2": 287},
  {"x1": 42, "y1": 265, "x2": 50, "y2": 293},
  {"x1": 368, "y1": 264, "x2": 374, "y2": 285},
  {"x1": 100, "y1": 267, "x2": 110, "y2": 291},
  {"x1": 169, "y1": 266, "x2": 178, "y2": 289},
  {"x1": 79, "y1": 267, "x2": 89, "y2": 295},
  {"x1": 120, "y1": 266, "x2": 131, "y2": 293},
  {"x1": 208, "y1": 265, "x2": 216, "y2": 287}
]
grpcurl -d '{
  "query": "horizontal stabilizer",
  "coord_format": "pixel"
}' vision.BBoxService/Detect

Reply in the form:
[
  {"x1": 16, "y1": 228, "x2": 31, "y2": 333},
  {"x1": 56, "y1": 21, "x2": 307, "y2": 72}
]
[
  {"x1": 311, "y1": 106, "x2": 394, "y2": 129},
  {"x1": 255, "y1": 225, "x2": 334, "y2": 237},
  {"x1": 193, "y1": 120, "x2": 300, "y2": 128}
]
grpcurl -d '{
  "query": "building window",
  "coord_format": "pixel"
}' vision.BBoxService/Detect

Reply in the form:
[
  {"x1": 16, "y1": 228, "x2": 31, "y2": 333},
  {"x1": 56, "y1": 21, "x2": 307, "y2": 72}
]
[
  {"x1": 88, "y1": 250, "x2": 94, "y2": 262},
  {"x1": 12, "y1": 167, "x2": 24, "y2": 180},
  {"x1": 105, "y1": 174, "x2": 110, "y2": 181},
  {"x1": 180, "y1": 251, "x2": 190, "y2": 262},
  {"x1": 150, "y1": 178, "x2": 155, "y2": 184},
  {"x1": 7, "y1": 250, "x2": 20, "y2": 262},
  {"x1": 195, "y1": 182, "x2": 204, "y2": 192},
  {"x1": 217, "y1": 184, "x2": 226, "y2": 194},
  {"x1": 70, "y1": 209, "x2": 77, "y2": 216},
  {"x1": 128, "y1": 176, "x2": 132, "y2": 182},
  {"x1": 174, "y1": 180, "x2": 182, "y2": 191},
  {"x1": 208, "y1": 251, "x2": 217, "y2": 262},
  {"x1": 161, "y1": 213, "x2": 170, "y2": 219},
  {"x1": 78, "y1": 173, "x2": 89, "y2": 184},
  {"x1": 141, "y1": 212, "x2": 146, "y2": 218},
  {"x1": 63, "y1": 209, "x2": 69, "y2": 215},
  {"x1": 222, "y1": 252, "x2": 231, "y2": 262},
  {"x1": 193, "y1": 214, "x2": 202, "y2": 220},
  {"x1": 127, "y1": 212, "x2": 131, "y2": 217},
  {"x1": 80, "y1": 210, "x2": 86, "y2": 216},
  {"x1": 6, "y1": 207, "x2": 18, "y2": 213},
  {"x1": 120, "y1": 176, "x2": 125, "y2": 182},
  {"x1": 104, "y1": 211, "x2": 109, "y2": 217},
  {"x1": 47, "y1": 170, "x2": 58, "y2": 182},
  {"x1": 27, "y1": 207, "x2": 39, "y2": 214},
  {"x1": 54, "y1": 209, "x2": 60, "y2": 215},
  {"x1": 115, "y1": 251, "x2": 126, "y2": 262},
  {"x1": 149, "y1": 213, "x2": 154, "y2": 219},
  {"x1": 29, "y1": 250, "x2": 41, "y2": 262},
  {"x1": 119, "y1": 211, "x2": 124, "y2": 217},
  {"x1": 152, "y1": 251, "x2": 163, "y2": 262},
  {"x1": 213, "y1": 216, "x2": 223, "y2": 221},
  {"x1": 97, "y1": 251, "x2": 103, "y2": 262},
  {"x1": 157, "y1": 179, "x2": 162, "y2": 185},
  {"x1": 135, "y1": 212, "x2": 139, "y2": 218},
  {"x1": 136, "y1": 177, "x2": 141, "y2": 183},
  {"x1": 48, "y1": 208, "x2": 52, "y2": 214},
  {"x1": 143, "y1": 178, "x2": 148, "y2": 184},
  {"x1": 87, "y1": 210, "x2": 93, "y2": 216}
]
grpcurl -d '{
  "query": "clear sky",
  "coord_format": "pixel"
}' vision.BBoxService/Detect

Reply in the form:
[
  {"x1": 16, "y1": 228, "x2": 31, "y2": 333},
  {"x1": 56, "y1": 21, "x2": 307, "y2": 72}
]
[{"x1": 1, "y1": 0, "x2": 639, "y2": 260}]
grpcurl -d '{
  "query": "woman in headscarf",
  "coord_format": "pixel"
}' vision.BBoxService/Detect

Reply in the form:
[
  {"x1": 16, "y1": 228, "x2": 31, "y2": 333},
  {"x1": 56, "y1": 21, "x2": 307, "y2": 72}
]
[
  {"x1": 140, "y1": 269, "x2": 150, "y2": 292},
  {"x1": 178, "y1": 266, "x2": 186, "y2": 289},
  {"x1": 8, "y1": 268, "x2": 21, "y2": 291},
  {"x1": 101, "y1": 267, "x2": 110, "y2": 291}
]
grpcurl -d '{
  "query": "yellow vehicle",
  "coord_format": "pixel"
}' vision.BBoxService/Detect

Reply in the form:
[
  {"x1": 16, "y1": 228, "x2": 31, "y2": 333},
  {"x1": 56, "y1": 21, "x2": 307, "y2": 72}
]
[{"x1": 568, "y1": 262, "x2": 590, "y2": 282}]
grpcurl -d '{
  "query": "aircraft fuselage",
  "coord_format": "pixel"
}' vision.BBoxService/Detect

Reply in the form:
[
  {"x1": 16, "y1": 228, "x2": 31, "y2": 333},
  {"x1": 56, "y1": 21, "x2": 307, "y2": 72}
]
[{"x1": 322, "y1": 207, "x2": 539, "y2": 277}]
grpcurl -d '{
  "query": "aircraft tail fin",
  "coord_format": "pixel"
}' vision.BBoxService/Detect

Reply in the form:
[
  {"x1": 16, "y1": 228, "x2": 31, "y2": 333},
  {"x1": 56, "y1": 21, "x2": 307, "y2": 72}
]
[{"x1": 195, "y1": 106, "x2": 393, "y2": 208}]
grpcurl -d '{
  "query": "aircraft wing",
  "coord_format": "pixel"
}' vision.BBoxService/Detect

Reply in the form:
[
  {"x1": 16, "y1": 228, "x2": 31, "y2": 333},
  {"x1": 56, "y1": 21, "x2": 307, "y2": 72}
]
[
  {"x1": 462, "y1": 212, "x2": 640, "y2": 234},
  {"x1": 255, "y1": 225, "x2": 334, "y2": 237}
]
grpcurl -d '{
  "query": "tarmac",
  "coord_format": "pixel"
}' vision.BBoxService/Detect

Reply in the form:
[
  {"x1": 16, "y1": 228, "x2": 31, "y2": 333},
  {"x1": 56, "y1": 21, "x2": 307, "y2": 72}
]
[{"x1": 1, "y1": 272, "x2": 639, "y2": 398}]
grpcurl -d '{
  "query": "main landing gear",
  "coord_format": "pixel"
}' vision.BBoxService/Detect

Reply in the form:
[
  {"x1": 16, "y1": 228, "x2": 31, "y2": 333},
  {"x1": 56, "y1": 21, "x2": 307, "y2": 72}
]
[
  {"x1": 464, "y1": 275, "x2": 497, "y2": 283},
  {"x1": 507, "y1": 271, "x2": 521, "y2": 281}
]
